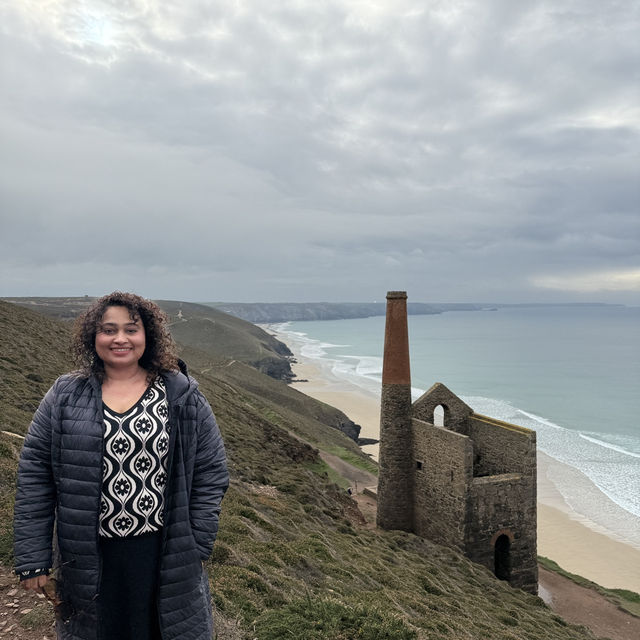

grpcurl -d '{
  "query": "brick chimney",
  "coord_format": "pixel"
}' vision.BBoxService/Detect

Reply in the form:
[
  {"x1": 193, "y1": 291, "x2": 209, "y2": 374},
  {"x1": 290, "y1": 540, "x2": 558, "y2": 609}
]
[{"x1": 376, "y1": 291, "x2": 414, "y2": 531}]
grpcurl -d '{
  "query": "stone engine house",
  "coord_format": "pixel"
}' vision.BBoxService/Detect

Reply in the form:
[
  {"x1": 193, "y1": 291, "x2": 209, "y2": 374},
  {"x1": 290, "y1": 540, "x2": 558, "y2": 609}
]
[{"x1": 376, "y1": 291, "x2": 538, "y2": 594}]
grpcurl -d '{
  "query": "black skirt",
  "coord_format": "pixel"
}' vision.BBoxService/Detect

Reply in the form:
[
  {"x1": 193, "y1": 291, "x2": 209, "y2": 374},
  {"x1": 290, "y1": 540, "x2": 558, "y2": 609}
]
[{"x1": 98, "y1": 531, "x2": 163, "y2": 640}]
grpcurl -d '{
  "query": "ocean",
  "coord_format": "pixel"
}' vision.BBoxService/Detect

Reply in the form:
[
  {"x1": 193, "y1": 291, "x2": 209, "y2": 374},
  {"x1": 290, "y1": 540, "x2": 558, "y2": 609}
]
[{"x1": 275, "y1": 305, "x2": 640, "y2": 548}]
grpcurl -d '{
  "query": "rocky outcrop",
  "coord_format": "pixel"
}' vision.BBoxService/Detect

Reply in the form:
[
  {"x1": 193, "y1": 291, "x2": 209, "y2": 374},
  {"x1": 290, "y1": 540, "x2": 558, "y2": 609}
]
[
  {"x1": 252, "y1": 356, "x2": 296, "y2": 382},
  {"x1": 335, "y1": 419, "x2": 361, "y2": 442}
]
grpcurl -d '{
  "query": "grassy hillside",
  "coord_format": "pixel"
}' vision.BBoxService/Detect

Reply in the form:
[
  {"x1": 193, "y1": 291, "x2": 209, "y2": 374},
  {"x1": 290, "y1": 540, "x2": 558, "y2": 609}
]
[
  {"x1": 157, "y1": 300, "x2": 295, "y2": 381},
  {"x1": 0, "y1": 301, "x2": 75, "y2": 436},
  {"x1": 0, "y1": 302, "x2": 75, "y2": 563},
  {"x1": 0, "y1": 300, "x2": 599, "y2": 639},
  {"x1": 3, "y1": 297, "x2": 295, "y2": 381},
  {"x1": 4, "y1": 296, "x2": 364, "y2": 444},
  {"x1": 210, "y1": 359, "x2": 366, "y2": 447}
]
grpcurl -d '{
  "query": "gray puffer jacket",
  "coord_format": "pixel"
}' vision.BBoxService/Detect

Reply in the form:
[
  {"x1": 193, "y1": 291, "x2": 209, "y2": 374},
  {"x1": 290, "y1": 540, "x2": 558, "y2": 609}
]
[{"x1": 14, "y1": 362, "x2": 229, "y2": 640}]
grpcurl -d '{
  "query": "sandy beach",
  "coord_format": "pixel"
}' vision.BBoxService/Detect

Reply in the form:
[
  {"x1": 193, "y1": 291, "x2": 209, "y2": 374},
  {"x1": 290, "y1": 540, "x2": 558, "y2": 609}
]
[{"x1": 276, "y1": 329, "x2": 640, "y2": 594}]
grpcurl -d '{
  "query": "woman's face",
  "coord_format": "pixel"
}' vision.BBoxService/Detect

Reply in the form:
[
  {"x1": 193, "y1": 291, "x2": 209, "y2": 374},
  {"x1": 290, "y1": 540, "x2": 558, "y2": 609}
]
[{"x1": 95, "y1": 305, "x2": 146, "y2": 370}]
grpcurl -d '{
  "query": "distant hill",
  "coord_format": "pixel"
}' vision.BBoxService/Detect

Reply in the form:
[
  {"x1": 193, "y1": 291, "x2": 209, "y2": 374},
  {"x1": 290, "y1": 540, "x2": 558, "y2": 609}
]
[
  {"x1": 0, "y1": 299, "x2": 601, "y2": 639},
  {"x1": 206, "y1": 301, "x2": 488, "y2": 323},
  {"x1": 0, "y1": 296, "x2": 97, "y2": 320},
  {"x1": 206, "y1": 301, "x2": 624, "y2": 324}
]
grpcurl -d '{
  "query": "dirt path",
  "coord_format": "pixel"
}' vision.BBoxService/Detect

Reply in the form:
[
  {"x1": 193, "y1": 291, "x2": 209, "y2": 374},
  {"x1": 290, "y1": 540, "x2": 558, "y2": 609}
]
[
  {"x1": 318, "y1": 451, "x2": 377, "y2": 493},
  {"x1": 353, "y1": 492, "x2": 378, "y2": 529},
  {"x1": 0, "y1": 564, "x2": 55, "y2": 639},
  {"x1": 0, "y1": 563, "x2": 248, "y2": 640},
  {"x1": 538, "y1": 567, "x2": 640, "y2": 640}
]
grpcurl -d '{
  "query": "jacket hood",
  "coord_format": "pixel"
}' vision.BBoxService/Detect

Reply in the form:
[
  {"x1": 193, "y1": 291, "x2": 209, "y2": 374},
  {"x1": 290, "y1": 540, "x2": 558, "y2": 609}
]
[{"x1": 163, "y1": 359, "x2": 199, "y2": 406}]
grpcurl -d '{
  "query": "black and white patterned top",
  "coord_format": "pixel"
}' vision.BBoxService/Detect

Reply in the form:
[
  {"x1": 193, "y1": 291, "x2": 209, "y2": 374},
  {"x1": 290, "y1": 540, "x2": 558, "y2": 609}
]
[{"x1": 100, "y1": 377, "x2": 170, "y2": 538}]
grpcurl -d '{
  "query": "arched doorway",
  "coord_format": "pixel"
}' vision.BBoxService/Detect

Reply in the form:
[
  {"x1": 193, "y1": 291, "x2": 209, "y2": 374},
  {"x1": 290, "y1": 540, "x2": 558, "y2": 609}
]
[{"x1": 494, "y1": 534, "x2": 511, "y2": 581}]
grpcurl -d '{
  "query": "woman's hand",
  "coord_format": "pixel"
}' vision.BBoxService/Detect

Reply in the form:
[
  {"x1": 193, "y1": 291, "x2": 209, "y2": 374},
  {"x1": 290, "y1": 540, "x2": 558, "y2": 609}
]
[{"x1": 21, "y1": 574, "x2": 49, "y2": 592}]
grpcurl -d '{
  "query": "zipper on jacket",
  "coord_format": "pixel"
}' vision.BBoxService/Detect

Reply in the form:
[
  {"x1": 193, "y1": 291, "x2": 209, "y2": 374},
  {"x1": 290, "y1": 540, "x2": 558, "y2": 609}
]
[
  {"x1": 160, "y1": 403, "x2": 180, "y2": 551},
  {"x1": 156, "y1": 402, "x2": 180, "y2": 640},
  {"x1": 95, "y1": 382, "x2": 106, "y2": 640}
]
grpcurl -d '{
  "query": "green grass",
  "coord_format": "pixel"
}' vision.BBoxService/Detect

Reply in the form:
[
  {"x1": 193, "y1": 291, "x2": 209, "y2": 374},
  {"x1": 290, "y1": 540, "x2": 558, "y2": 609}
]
[
  {"x1": 19, "y1": 603, "x2": 53, "y2": 630},
  {"x1": 253, "y1": 595, "x2": 417, "y2": 639},
  {"x1": 539, "y1": 556, "x2": 640, "y2": 617},
  {"x1": 0, "y1": 435, "x2": 19, "y2": 564},
  {"x1": 304, "y1": 459, "x2": 351, "y2": 489},
  {"x1": 209, "y1": 470, "x2": 595, "y2": 639}
]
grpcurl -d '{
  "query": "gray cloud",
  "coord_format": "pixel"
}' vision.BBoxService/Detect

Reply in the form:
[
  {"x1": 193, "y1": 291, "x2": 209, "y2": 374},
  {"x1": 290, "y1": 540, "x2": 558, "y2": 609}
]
[{"x1": 1, "y1": 0, "x2": 638, "y2": 303}]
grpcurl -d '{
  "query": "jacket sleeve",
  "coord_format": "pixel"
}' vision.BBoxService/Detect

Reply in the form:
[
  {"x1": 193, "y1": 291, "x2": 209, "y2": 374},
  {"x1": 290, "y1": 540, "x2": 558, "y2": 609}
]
[
  {"x1": 189, "y1": 391, "x2": 229, "y2": 561},
  {"x1": 14, "y1": 380, "x2": 60, "y2": 575}
]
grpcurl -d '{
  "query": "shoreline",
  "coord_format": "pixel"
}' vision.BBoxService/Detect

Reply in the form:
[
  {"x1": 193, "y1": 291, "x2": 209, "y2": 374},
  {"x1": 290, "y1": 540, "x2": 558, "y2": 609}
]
[{"x1": 271, "y1": 325, "x2": 640, "y2": 593}]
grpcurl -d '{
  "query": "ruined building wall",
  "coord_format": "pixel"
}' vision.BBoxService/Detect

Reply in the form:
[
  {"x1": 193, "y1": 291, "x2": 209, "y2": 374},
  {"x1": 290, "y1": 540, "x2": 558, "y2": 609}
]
[
  {"x1": 466, "y1": 416, "x2": 538, "y2": 592},
  {"x1": 412, "y1": 383, "x2": 473, "y2": 436},
  {"x1": 469, "y1": 415, "x2": 536, "y2": 477},
  {"x1": 467, "y1": 474, "x2": 538, "y2": 592},
  {"x1": 412, "y1": 418, "x2": 472, "y2": 549},
  {"x1": 377, "y1": 291, "x2": 538, "y2": 594}
]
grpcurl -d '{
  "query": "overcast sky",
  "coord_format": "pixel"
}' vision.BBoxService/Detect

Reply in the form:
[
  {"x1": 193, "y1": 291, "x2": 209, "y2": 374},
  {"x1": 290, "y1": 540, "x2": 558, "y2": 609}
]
[{"x1": 1, "y1": 1, "x2": 638, "y2": 304}]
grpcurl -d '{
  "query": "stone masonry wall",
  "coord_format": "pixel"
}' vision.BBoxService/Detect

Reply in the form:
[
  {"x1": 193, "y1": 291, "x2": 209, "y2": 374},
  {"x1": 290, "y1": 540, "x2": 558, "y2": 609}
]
[
  {"x1": 412, "y1": 383, "x2": 473, "y2": 436},
  {"x1": 469, "y1": 415, "x2": 536, "y2": 477},
  {"x1": 467, "y1": 473, "x2": 538, "y2": 593},
  {"x1": 412, "y1": 418, "x2": 472, "y2": 549},
  {"x1": 376, "y1": 383, "x2": 414, "y2": 531}
]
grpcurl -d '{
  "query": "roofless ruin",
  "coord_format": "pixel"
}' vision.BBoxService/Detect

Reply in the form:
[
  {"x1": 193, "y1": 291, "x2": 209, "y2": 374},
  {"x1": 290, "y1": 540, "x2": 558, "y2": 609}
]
[{"x1": 376, "y1": 291, "x2": 538, "y2": 594}]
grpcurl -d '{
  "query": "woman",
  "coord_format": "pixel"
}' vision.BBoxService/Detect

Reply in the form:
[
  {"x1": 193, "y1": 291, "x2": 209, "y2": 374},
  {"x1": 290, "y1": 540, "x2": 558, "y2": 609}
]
[{"x1": 14, "y1": 292, "x2": 229, "y2": 640}]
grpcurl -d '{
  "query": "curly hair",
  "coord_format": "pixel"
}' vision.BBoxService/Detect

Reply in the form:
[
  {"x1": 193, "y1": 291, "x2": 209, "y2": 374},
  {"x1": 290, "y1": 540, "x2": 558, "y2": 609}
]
[{"x1": 72, "y1": 292, "x2": 179, "y2": 381}]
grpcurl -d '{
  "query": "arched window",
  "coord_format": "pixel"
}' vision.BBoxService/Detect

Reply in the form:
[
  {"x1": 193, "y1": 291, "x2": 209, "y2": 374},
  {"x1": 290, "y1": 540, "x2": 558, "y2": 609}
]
[
  {"x1": 494, "y1": 534, "x2": 511, "y2": 581},
  {"x1": 433, "y1": 404, "x2": 445, "y2": 427}
]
